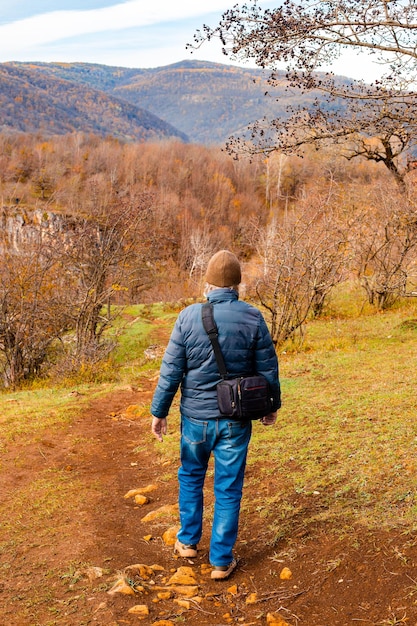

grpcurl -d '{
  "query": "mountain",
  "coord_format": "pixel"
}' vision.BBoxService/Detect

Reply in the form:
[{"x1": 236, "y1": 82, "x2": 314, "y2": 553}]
[
  {"x1": 2, "y1": 59, "x2": 342, "y2": 145},
  {"x1": 0, "y1": 63, "x2": 188, "y2": 142},
  {"x1": 111, "y1": 60, "x2": 302, "y2": 145}
]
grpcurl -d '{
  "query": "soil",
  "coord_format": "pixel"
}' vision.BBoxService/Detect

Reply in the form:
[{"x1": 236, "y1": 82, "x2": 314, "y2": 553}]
[{"x1": 2, "y1": 381, "x2": 417, "y2": 626}]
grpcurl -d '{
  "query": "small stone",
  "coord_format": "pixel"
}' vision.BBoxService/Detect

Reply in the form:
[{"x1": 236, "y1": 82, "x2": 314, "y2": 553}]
[
  {"x1": 246, "y1": 592, "x2": 258, "y2": 604},
  {"x1": 140, "y1": 483, "x2": 159, "y2": 493},
  {"x1": 125, "y1": 489, "x2": 140, "y2": 498},
  {"x1": 200, "y1": 563, "x2": 212, "y2": 575},
  {"x1": 141, "y1": 504, "x2": 179, "y2": 523},
  {"x1": 124, "y1": 485, "x2": 158, "y2": 499},
  {"x1": 134, "y1": 494, "x2": 149, "y2": 505},
  {"x1": 279, "y1": 567, "x2": 292, "y2": 580},
  {"x1": 125, "y1": 404, "x2": 140, "y2": 413},
  {"x1": 168, "y1": 567, "x2": 197, "y2": 586},
  {"x1": 162, "y1": 526, "x2": 179, "y2": 546},
  {"x1": 174, "y1": 599, "x2": 191, "y2": 609},
  {"x1": 171, "y1": 585, "x2": 199, "y2": 597},
  {"x1": 227, "y1": 584, "x2": 238, "y2": 595},
  {"x1": 151, "y1": 564, "x2": 165, "y2": 572},
  {"x1": 128, "y1": 604, "x2": 149, "y2": 617},
  {"x1": 107, "y1": 578, "x2": 135, "y2": 596},
  {"x1": 157, "y1": 591, "x2": 173, "y2": 600},
  {"x1": 267, "y1": 612, "x2": 291, "y2": 626},
  {"x1": 83, "y1": 566, "x2": 103, "y2": 582},
  {"x1": 125, "y1": 564, "x2": 154, "y2": 579}
]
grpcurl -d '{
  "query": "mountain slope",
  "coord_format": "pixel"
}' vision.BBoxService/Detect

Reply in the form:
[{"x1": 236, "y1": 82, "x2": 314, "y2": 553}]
[
  {"x1": 111, "y1": 60, "x2": 313, "y2": 144},
  {"x1": 0, "y1": 63, "x2": 188, "y2": 142},
  {"x1": 5, "y1": 60, "x2": 323, "y2": 144}
]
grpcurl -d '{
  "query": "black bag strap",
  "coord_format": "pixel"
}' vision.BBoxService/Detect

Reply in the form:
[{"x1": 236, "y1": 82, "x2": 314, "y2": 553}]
[{"x1": 201, "y1": 302, "x2": 228, "y2": 379}]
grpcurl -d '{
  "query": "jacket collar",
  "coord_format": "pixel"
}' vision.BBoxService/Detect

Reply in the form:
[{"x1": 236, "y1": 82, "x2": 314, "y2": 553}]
[{"x1": 207, "y1": 288, "x2": 239, "y2": 304}]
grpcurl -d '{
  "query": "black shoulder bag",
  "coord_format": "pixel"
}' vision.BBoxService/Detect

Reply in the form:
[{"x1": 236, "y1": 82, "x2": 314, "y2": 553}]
[{"x1": 201, "y1": 302, "x2": 273, "y2": 420}]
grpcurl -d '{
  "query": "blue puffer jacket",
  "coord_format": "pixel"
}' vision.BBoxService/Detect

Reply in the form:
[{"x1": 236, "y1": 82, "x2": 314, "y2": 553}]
[{"x1": 151, "y1": 288, "x2": 281, "y2": 419}]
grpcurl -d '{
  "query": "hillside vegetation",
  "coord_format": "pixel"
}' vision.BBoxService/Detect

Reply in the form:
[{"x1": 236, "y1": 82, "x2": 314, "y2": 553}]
[
  {"x1": 0, "y1": 63, "x2": 188, "y2": 142},
  {"x1": 1, "y1": 73, "x2": 417, "y2": 618},
  {"x1": 3, "y1": 59, "x2": 342, "y2": 144},
  {"x1": 1, "y1": 131, "x2": 416, "y2": 388}
]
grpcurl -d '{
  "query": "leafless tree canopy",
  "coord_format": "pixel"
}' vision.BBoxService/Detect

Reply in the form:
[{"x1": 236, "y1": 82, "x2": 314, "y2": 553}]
[
  {"x1": 192, "y1": 1, "x2": 417, "y2": 82},
  {"x1": 253, "y1": 190, "x2": 353, "y2": 346},
  {"x1": 191, "y1": 1, "x2": 417, "y2": 187},
  {"x1": 353, "y1": 185, "x2": 417, "y2": 309}
]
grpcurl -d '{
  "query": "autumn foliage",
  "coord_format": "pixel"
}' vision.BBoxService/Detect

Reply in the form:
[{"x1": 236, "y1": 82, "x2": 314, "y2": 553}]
[{"x1": 1, "y1": 132, "x2": 417, "y2": 386}]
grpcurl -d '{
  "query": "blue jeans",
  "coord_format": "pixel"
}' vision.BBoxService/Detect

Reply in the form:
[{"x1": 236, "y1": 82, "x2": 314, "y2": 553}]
[{"x1": 177, "y1": 415, "x2": 252, "y2": 567}]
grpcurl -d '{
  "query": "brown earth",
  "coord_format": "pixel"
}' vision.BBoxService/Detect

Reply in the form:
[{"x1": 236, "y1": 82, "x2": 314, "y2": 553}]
[{"x1": 2, "y1": 381, "x2": 417, "y2": 626}]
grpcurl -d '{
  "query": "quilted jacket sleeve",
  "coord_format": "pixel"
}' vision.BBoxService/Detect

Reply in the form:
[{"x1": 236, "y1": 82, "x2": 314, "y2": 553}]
[
  {"x1": 254, "y1": 314, "x2": 281, "y2": 411},
  {"x1": 150, "y1": 316, "x2": 187, "y2": 418}
]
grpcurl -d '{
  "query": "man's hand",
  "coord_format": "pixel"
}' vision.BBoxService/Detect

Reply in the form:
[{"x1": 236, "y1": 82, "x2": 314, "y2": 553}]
[
  {"x1": 261, "y1": 412, "x2": 277, "y2": 426},
  {"x1": 151, "y1": 416, "x2": 167, "y2": 442}
]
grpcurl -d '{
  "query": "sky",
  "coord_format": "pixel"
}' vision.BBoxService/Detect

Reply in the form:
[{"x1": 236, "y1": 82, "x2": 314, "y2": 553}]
[{"x1": 0, "y1": 0, "x2": 385, "y2": 82}]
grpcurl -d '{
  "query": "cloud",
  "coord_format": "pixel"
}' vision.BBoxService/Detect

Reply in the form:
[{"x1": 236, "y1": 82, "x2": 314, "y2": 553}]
[
  {"x1": 0, "y1": 0, "x2": 234, "y2": 53},
  {"x1": 0, "y1": 0, "x2": 384, "y2": 80},
  {"x1": 24, "y1": 17, "x2": 223, "y2": 69}
]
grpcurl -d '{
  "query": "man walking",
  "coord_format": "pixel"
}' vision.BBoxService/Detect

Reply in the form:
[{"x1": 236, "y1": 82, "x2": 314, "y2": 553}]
[{"x1": 151, "y1": 250, "x2": 281, "y2": 579}]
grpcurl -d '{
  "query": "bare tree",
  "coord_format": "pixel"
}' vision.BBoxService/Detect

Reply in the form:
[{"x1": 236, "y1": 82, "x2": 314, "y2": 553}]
[
  {"x1": 0, "y1": 230, "x2": 71, "y2": 387},
  {"x1": 353, "y1": 187, "x2": 417, "y2": 309},
  {"x1": 62, "y1": 184, "x2": 155, "y2": 364},
  {"x1": 0, "y1": 183, "x2": 155, "y2": 385},
  {"x1": 254, "y1": 193, "x2": 351, "y2": 345},
  {"x1": 191, "y1": 0, "x2": 417, "y2": 188},
  {"x1": 186, "y1": 227, "x2": 215, "y2": 283}
]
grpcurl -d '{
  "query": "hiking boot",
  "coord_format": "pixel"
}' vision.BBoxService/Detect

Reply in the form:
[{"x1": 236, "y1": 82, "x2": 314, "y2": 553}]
[
  {"x1": 174, "y1": 540, "x2": 198, "y2": 558},
  {"x1": 211, "y1": 558, "x2": 237, "y2": 580}
]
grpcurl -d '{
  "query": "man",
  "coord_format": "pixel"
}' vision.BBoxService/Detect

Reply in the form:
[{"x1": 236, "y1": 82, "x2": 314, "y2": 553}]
[{"x1": 151, "y1": 250, "x2": 281, "y2": 580}]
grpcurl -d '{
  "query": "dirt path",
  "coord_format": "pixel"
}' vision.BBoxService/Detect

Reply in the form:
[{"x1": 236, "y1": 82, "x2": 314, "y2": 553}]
[{"x1": 2, "y1": 382, "x2": 417, "y2": 626}]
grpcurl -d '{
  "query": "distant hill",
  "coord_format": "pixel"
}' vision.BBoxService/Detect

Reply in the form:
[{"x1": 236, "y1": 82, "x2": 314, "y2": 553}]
[
  {"x1": 0, "y1": 63, "x2": 188, "y2": 142},
  {"x1": 112, "y1": 60, "x2": 303, "y2": 145},
  {"x1": 2, "y1": 60, "x2": 347, "y2": 145}
]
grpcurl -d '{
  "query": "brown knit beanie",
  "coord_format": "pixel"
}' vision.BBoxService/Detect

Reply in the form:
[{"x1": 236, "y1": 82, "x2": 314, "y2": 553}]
[{"x1": 205, "y1": 250, "x2": 241, "y2": 287}]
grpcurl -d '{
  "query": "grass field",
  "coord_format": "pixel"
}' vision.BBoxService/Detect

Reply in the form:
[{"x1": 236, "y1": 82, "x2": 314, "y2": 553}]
[{"x1": 2, "y1": 290, "x2": 417, "y2": 575}]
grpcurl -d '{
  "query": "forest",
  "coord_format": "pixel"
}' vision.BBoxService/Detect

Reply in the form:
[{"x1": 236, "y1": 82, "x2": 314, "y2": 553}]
[{"x1": 0, "y1": 130, "x2": 416, "y2": 388}]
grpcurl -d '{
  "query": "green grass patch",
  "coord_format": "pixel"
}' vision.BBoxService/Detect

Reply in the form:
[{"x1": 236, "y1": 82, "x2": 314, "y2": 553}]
[
  {"x1": 246, "y1": 296, "x2": 417, "y2": 540},
  {"x1": 0, "y1": 384, "x2": 112, "y2": 448},
  {"x1": 110, "y1": 303, "x2": 178, "y2": 380},
  {"x1": 0, "y1": 469, "x2": 90, "y2": 544},
  {"x1": 0, "y1": 465, "x2": 99, "y2": 626}
]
